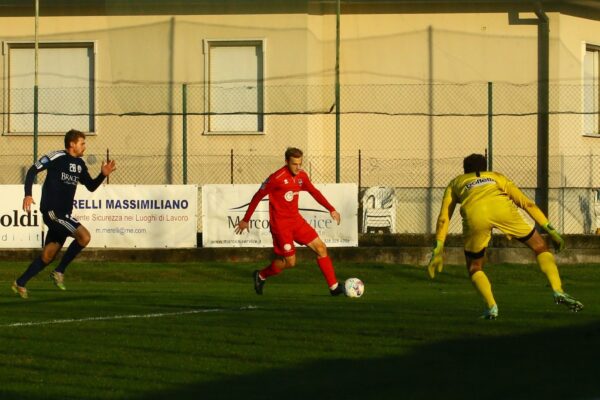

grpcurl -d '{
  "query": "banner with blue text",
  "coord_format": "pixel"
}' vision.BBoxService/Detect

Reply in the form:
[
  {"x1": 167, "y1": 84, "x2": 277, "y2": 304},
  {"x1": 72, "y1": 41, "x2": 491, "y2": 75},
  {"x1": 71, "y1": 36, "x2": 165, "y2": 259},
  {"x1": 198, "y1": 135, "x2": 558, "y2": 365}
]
[{"x1": 71, "y1": 185, "x2": 197, "y2": 248}]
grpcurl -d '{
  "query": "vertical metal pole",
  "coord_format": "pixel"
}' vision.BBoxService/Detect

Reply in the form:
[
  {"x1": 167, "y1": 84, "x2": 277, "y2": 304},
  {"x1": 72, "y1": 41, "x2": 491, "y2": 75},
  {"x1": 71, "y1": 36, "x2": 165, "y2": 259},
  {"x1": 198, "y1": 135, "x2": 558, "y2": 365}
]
[
  {"x1": 358, "y1": 149, "x2": 362, "y2": 194},
  {"x1": 33, "y1": 0, "x2": 39, "y2": 162},
  {"x1": 560, "y1": 154, "x2": 565, "y2": 232},
  {"x1": 230, "y1": 149, "x2": 234, "y2": 184},
  {"x1": 358, "y1": 149, "x2": 362, "y2": 233},
  {"x1": 535, "y1": 7, "x2": 549, "y2": 216},
  {"x1": 335, "y1": 0, "x2": 341, "y2": 183},
  {"x1": 106, "y1": 148, "x2": 110, "y2": 184},
  {"x1": 182, "y1": 83, "x2": 188, "y2": 184},
  {"x1": 426, "y1": 26, "x2": 433, "y2": 234},
  {"x1": 487, "y1": 81, "x2": 493, "y2": 170}
]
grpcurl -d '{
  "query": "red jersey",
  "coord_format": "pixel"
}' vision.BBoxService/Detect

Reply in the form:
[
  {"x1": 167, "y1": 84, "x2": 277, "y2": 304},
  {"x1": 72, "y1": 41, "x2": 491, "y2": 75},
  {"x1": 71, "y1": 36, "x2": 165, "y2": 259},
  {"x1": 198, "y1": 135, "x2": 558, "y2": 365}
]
[{"x1": 242, "y1": 165, "x2": 335, "y2": 233}]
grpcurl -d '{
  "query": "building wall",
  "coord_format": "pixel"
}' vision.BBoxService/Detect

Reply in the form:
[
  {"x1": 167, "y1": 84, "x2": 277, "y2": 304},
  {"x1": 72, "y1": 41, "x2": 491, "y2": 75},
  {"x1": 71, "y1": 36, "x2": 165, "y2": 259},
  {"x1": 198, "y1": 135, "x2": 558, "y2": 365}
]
[{"x1": 1, "y1": 6, "x2": 599, "y2": 232}]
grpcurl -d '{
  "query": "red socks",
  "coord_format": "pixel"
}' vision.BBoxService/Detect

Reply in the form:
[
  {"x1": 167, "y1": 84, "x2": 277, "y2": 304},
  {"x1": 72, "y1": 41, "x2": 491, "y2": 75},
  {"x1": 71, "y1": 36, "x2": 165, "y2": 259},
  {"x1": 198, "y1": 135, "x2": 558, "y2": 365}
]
[
  {"x1": 259, "y1": 260, "x2": 282, "y2": 279},
  {"x1": 317, "y1": 256, "x2": 338, "y2": 287},
  {"x1": 259, "y1": 256, "x2": 337, "y2": 288}
]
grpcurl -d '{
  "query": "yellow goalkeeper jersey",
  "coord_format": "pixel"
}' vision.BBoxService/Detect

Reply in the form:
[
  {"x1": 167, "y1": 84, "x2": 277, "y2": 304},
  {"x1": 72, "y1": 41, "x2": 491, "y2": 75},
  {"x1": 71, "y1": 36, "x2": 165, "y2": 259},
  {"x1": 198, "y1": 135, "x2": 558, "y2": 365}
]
[{"x1": 435, "y1": 171, "x2": 549, "y2": 246}]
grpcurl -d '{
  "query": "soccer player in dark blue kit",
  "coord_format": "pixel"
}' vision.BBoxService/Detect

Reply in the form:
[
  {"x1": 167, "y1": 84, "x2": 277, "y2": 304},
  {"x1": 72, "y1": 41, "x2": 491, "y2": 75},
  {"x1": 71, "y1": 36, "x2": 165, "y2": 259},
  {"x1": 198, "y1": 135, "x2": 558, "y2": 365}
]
[{"x1": 12, "y1": 129, "x2": 116, "y2": 299}]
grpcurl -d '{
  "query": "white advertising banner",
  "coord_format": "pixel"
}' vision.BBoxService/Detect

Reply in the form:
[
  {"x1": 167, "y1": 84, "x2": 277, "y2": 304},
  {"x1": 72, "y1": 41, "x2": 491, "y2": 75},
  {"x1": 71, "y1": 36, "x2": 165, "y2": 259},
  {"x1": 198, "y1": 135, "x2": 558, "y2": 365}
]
[
  {"x1": 0, "y1": 185, "x2": 43, "y2": 248},
  {"x1": 71, "y1": 185, "x2": 197, "y2": 248},
  {"x1": 202, "y1": 183, "x2": 358, "y2": 248}
]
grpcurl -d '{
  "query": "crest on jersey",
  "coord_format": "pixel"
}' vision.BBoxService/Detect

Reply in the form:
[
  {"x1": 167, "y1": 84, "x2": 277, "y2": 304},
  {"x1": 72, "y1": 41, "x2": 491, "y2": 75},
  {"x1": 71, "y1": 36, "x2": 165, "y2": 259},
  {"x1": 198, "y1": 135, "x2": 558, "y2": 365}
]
[
  {"x1": 297, "y1": 178, "x2": 303, "y2": 186},
  {"x1": 77, "y1": 165, "x2": 82, "y2": 173},
  {"x1": 284, "y1": 179, "x2": 289, "y2": 184},
  {"x1": 40, "y1": 156, "x2": 50, "y2": 165}
]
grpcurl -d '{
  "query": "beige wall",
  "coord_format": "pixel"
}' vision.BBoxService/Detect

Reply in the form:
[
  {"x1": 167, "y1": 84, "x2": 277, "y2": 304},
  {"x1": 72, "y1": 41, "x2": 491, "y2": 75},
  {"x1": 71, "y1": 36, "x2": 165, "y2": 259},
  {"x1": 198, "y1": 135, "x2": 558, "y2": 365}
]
[{"x1": 1, "y1": 8, "x2": 600, "y2": 232}]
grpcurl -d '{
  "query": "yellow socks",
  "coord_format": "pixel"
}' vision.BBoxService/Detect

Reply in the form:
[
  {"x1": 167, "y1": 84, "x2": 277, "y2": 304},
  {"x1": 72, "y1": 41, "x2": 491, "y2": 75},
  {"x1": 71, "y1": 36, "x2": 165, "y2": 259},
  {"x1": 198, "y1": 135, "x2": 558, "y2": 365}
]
[
  {"x1": 537, "y1": 251, "x2": 563, "y2": 292},
  {"x1": 471, "y1": 270, "x2": 496, "y2": 308}
]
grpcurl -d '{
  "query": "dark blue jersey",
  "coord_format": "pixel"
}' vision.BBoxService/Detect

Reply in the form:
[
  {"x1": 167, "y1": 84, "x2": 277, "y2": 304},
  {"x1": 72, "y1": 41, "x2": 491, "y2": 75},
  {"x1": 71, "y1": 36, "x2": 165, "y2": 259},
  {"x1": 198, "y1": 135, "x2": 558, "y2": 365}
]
[{"x1": 24, "y1": 150, "x2": 106, "y2": 214}]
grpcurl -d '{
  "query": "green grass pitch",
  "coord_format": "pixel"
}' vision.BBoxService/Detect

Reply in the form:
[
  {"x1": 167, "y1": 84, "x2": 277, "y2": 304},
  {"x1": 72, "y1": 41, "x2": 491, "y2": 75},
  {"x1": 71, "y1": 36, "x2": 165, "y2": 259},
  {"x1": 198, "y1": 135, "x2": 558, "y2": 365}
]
[{"x1": 1, "y1": 260, "x2": 599, "y2": 400}]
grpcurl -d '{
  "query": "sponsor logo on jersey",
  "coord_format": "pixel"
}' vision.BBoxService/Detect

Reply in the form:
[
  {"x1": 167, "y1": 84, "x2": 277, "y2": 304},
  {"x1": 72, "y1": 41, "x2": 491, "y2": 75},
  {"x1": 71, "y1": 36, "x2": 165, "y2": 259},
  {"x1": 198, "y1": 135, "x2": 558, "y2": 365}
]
[
  {"x1": 465, "y1": 177, "x2": 495, "y2": 190},
  {"x1": 284, "y1": 179, "x2": 289, "y2": 184},
  {"x1": 61, "y1": 172, "x2": 80, "y2": 186},
  {"x1": 69, "y1": 163, "x2": 77, "y2": 173},
  {"x1": 284, "y1": 191, "x2": 295, "y2": 202}
]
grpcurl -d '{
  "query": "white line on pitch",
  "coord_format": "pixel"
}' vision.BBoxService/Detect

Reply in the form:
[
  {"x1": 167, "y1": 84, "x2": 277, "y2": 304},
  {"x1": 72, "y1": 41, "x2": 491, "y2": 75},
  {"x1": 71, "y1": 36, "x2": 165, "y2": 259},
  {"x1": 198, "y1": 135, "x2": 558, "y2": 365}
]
[{"x1": 1, "y1": 305, "x2": 258, "y2": 328}]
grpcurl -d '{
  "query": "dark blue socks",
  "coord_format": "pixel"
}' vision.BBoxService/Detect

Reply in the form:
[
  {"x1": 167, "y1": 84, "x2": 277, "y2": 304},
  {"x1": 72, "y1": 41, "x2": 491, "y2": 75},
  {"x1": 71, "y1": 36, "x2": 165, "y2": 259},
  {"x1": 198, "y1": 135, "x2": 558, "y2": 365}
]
[
  {"x1": 16, "y1": 257, "x2": 48, "y2": 287},
  {"x1": 54, "y1": 241, "x2": 85, "y2": 274}
]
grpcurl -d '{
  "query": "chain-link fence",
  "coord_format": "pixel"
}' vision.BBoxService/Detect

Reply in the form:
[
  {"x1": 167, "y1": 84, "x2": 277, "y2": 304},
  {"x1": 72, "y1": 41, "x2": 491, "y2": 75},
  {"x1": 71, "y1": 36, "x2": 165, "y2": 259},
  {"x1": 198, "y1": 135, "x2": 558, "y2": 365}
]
[{"x1": 1, "y1": 83, "x2": 599, "y2": 234}]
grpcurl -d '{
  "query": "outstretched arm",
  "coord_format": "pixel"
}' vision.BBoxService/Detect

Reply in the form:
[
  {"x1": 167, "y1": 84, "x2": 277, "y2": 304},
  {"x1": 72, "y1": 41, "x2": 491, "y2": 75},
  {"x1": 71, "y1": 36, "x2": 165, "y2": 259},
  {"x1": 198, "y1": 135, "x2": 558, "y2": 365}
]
[
  {"x1": 302, "y1": 176, "x2": 336, "y2": 213},
  {"x1": 502, "y1": 178, "x2": 548, "y2": 227},
  {"x1": 428, "y1": 184, "x2": 457, "y2": 278},
  {"x1": 80, "y1": 160, "x2": 116, "y2": 192},
  {"x1": 235, "y1": 180, "x2": 270, "y2": 234},
  {"x1": 434, "y1": 185, "x2": 457, "y2": 244},
  {"x1": 23, "y1": 163, "x2": 42, "y2": 212},
  {"x1": 502, "y1": 177, "x2": 564, "y2": 252}
]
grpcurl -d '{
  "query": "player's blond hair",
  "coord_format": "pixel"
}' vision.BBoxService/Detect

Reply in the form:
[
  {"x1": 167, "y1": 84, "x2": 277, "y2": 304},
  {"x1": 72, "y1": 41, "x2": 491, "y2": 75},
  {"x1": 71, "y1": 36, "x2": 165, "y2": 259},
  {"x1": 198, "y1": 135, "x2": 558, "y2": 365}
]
[{"x1": 285, "y1": 147, "x2": 303, "y2": 160}]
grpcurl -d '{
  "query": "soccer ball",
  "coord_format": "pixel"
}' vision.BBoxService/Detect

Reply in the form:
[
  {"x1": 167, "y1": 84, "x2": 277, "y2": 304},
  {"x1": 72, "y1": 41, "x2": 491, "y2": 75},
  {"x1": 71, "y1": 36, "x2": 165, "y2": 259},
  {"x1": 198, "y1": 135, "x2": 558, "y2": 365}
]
[{"x1": 344, "y1": 277, "x2": 365, "y2": 298}]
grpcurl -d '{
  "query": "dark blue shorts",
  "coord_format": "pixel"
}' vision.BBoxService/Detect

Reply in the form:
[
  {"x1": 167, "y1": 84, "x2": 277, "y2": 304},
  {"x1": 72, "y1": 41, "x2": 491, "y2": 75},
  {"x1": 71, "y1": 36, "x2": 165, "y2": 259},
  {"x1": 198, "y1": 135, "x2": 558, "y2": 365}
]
[{"x1": 43, "y1": 211, "x2": 81, "y2": 246}]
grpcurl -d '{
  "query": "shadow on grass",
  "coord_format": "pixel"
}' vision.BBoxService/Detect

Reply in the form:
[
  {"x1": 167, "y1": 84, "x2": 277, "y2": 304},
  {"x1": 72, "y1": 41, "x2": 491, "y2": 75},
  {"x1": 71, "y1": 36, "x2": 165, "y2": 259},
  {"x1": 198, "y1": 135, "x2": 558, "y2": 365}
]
[{"x1": 134, "y1": 320, "x2": 600, "y2": 400}]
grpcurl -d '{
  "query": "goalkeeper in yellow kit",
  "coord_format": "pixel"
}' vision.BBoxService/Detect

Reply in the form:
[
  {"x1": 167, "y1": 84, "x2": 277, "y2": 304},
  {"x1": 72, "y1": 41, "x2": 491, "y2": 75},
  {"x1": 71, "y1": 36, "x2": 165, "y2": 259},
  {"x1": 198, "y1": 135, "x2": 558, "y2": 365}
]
[{"x1": 428, "y1": 153, "x2": 583, "y2": 319}]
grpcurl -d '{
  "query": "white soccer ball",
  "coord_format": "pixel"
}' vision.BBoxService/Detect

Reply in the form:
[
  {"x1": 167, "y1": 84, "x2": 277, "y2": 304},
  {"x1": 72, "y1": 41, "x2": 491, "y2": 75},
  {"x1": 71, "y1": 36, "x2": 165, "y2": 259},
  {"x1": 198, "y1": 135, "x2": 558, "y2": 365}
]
[{"x1": 344, "y1": 277, "x2": 365, "y2": 298}]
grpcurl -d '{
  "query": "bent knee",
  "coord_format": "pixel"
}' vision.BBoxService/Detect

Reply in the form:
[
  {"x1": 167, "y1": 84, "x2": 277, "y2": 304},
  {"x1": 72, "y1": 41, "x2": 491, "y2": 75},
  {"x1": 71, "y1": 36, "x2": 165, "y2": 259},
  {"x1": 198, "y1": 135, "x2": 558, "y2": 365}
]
[
  {"x1": 466, "y1": 260, "x2": 484, "y2": 276},
  {"x1": 285, "y1": 259, "x2": 297, "y2": 268},
  {"x1": 530, "y1": 243, "x2": 549, "y2": 255},
  {"x1": 468, "y1": 266, "x2": 483, "y2": 276},
  {"x1": 313, "y1": 243, "x2": 328, "y2": 257},
  {"x1": 75, "y1": 228, "x2": 91, "y2": 247},
  {"x1": 78, "y1": 236, "x2": 91, "y2": 247}
]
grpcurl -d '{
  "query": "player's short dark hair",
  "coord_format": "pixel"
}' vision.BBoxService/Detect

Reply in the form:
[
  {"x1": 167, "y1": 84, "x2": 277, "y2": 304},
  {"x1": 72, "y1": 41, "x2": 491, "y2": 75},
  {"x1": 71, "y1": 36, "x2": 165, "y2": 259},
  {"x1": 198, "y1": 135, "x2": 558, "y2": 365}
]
[
  {"x1": 463, "y1": 153, "x2": 487, "y2": 176},
  {"x1": 64, "y1": 129, "x2": 85, "y2": 149},
  {"x1": 285, "y1": 147, "x2": 303, "y2": 160}
]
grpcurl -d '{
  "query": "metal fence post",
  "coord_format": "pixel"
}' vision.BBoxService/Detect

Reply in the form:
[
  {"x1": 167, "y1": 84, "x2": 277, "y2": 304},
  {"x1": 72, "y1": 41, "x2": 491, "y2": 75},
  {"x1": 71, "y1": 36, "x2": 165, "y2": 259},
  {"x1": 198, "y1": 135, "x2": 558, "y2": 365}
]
[
  {"x1": 106, "y1": 148, "x2": 110, "y2": 184},
  {"x1": 358, "y1": 149, "x2": 362, "y2": 233},
  {"x1": 488, "y1": 81, "x2": 493, "y2": 170},
  {"x1": 182, "y1": 83, "x2": 188, "y2": 184},
  {"x1": 230, "y1": 149, "x2": 234, "y2": 184},
  {"x1": 335, "y1": 0, "x2": 341, "y2": 183}
]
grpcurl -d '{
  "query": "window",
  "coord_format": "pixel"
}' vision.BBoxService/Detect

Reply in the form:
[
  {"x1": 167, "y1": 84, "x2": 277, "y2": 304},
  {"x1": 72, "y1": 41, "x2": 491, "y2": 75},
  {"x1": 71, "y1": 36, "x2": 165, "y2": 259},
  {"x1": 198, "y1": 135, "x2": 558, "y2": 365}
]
[
  {"x1": 583, "y1": 44, "x2": 599, "y2": 135},
  {"x1": 6, "y1": 42, "x2": 95, "y2": 134},
  {"x1": 204, "y1": 40, "x2": 264, "y2": 134}
]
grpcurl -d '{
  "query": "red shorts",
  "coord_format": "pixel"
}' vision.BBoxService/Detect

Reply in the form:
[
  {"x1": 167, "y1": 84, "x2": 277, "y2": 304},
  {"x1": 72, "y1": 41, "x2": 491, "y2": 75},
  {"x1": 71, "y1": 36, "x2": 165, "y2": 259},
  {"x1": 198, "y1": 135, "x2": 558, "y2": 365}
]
[{"x1": 271, "y1": 218, "x2": 318, "y2": 257}]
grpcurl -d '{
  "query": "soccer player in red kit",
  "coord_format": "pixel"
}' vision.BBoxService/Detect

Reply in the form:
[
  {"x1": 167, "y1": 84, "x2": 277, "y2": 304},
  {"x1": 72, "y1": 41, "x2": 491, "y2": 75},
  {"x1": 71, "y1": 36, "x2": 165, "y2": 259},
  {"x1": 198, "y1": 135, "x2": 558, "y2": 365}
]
[{"x1": 234, "y1": 147, "x2": 346, "y2": 296}]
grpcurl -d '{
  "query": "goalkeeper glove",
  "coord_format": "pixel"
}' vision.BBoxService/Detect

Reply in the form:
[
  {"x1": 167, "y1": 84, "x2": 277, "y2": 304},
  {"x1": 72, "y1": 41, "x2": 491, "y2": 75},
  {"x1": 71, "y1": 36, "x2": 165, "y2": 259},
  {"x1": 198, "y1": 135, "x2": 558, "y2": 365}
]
[
  {"x1": 543, "y1": 223, "x2": 565, "y2": 253},
  {"x1": 427, "y1": 240, "x2": 444, "y2": 279}
]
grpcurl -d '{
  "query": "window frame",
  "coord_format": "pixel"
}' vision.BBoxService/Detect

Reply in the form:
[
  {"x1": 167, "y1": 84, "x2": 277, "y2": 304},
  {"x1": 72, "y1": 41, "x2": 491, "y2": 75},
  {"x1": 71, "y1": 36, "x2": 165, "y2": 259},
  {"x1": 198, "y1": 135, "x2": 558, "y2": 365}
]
[
  {"x1": 202, "y1": 38, "x2": 265, "y2": 135},
  {"x1": 3, "y1": 40, "x2": 96, "y2": 136}
]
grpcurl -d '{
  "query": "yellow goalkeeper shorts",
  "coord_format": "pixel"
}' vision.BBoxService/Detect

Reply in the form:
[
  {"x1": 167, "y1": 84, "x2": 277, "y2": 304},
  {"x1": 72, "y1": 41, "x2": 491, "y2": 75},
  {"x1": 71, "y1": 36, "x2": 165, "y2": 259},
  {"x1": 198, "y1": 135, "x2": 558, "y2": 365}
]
[{"x1": 461, "y1": 200, "x2": 533, "y2": 254}]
